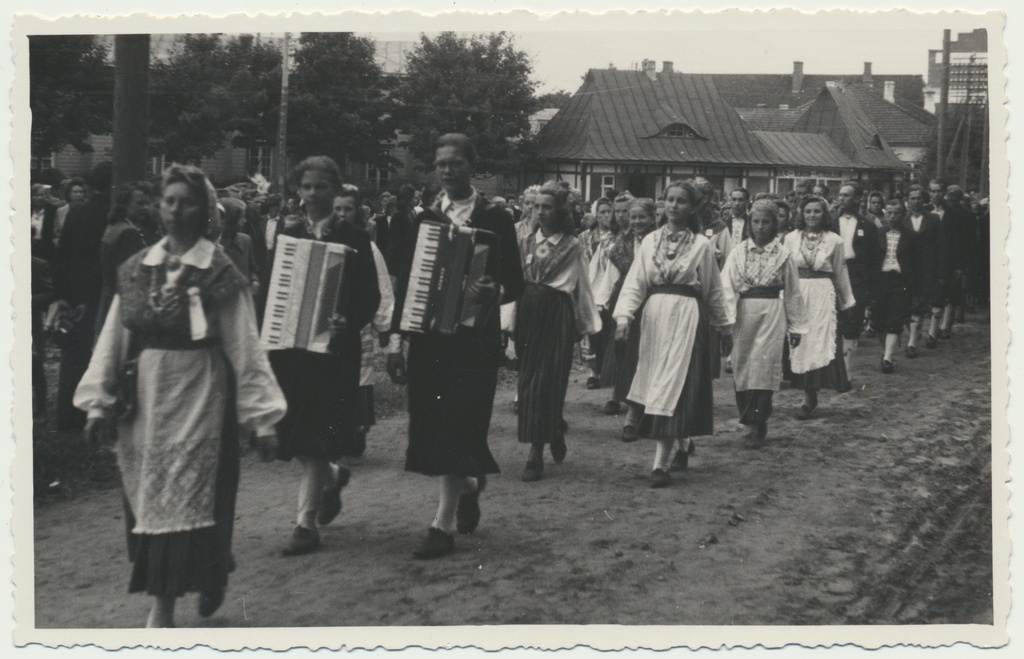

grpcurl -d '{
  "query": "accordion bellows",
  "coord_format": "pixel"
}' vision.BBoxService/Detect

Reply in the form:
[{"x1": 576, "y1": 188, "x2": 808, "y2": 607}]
[
  {"x1": 260, "y1": 235, "x2": 355, "y2": 353},
  {"x1": 398, "y1": 221, "x2": 497, "y2": 335}
]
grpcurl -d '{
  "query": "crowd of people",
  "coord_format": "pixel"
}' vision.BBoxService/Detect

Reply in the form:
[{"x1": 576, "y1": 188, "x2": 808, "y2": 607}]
[{"x1": 29, "y1": 132, "x2": 991, "y2": 627}]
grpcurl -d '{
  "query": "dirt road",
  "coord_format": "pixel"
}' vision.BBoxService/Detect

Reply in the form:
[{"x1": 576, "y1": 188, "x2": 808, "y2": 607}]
[{"x1": 32, "y1": 315, "x2": 993, "y2": 628}]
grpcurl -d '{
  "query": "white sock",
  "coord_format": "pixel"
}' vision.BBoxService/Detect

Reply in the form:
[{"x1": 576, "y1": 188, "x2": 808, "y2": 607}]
[
  {"x1": 653, "y1": 439, "x2": 673, "y2": 472},
  {"x1": 296, "y1": 457, "x2": 331, "y2": 529},
  {"x1": 431, "y1": 475, "x2": 466, "y2": 534}
]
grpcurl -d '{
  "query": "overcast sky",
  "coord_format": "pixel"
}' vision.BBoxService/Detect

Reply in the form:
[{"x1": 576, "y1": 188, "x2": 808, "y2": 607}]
[{"x1": 363, "y1": 10, "x2": 993, "y2": 94}]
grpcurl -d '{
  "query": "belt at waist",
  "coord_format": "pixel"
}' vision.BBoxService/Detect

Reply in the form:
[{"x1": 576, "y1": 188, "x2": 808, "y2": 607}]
[
  {"x1": 798, "y1": 268, "x2": 834, "y2": 280},
  {"x1": 524, "y1": 282, "x2": 569, "y2": 297},
  {"x1": 740, "y1": 287, "x2": 782, "y2": 299},
  {"x1": 649, "y1": 284, "x2": 699, "y2": 298},
  {"x1": 139, "y1": 335, "x2": 223, "y2": 351}
]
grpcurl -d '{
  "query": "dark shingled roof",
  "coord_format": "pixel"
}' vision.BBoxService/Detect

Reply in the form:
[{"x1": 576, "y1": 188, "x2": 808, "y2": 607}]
[
  {"x1": 735, "y1": 104, "x2": 811, "y2": 132},
  {"x1": 843, "y1": 83, "x2": 935, "y2": 146},
  {"x1": 712, "y1": 73, "x2": 925, "y2": 110},
  {"x1": 791, "y1": 84, "x2": 908, "y2": 171},
  {"x1": 535, "y1": 69, "x2": 781, "y2": 166},
  {"x1": 752, "y1": 131, "x2": 858, "y2": 169}
]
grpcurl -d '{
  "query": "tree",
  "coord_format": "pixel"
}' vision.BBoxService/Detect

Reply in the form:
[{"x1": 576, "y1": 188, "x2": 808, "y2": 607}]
[
  {"x1": 287, "y1": 33, "x2": 396, "y2": 170},
  {"x1": 149, "y1": 34, "x2": 282, "y2": 164},
  {"x1": 29, "y1": 35, "x2": 113, "y2": 155},
  {"x1": 391, "y1": 32, "x2": 537, "y2": 175},
  {"x1": 530, "y1": 90, "x2": 572, "y2": 112}
]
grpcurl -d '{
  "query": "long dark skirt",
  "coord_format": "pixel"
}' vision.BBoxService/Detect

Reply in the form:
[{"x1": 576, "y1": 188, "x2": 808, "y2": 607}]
[
  {"x1": 405, "y1": 329, "x2": 501, "y2": 477},
  {"x1": 736, "y1": 389, "x2": 774, "y2": 425},
  {"x1": 271, "y1": 336, "x2": 363, "y2": 461},
  {"x1": 515, "y1": 286, "x2": 576, "y2": 445},
  {"x1": 634, "y1": 298, "x2": 714, "y2": 439},
  {"x1": 709, "y1": 329, "x2": 723, "y2": 380},
  {"x1": 56, "y1": 302, "x2": 98, "y2": 431},
  {"x1": 588, "y1": 308, "x2": 614, "y2": 373},
  {"x1": 126, "y1": 408, "x2": 239, "y2": 597},
  {"x1": 604, "y1": 308, "x2": 644, "y2": 402},
  {"x1": 791, "y1": 331, "x2": 850, "y2": 393},
  {"x1": 357, "y1": 385, "x2": 376, "y2": 428}
]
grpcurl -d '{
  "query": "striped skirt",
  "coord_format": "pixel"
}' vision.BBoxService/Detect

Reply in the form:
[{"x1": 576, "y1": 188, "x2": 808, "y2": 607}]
[
  {"x1": 634, "y1": 296, "x2": 714, "y2": 440},
  {"x1": 735, "y1": 390, "x2": 773, "y2": 425},
  {"x1": 791, "y1": 329, "x2": 850, "y2": 392},
  {"x1": 515, "y1": 284, "x2": 577, "y2": 445},
  {"x1": 603, "y1": 299, "x2": 645, "y2": 401}
]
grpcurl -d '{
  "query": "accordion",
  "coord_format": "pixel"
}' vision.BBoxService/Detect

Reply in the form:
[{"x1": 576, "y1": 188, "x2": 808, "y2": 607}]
[
  {"x1": 398, "y1": 220, "x2": 498, "y2": 335},
  {"x1": 260, "y1": 235, "x2": 355, "y2": 353}
]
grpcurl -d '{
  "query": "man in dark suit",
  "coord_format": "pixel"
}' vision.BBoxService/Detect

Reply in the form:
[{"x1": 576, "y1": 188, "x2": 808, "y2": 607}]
[
  {"x1": 902, "y1": 184, "x2": 944, "y2": 356},
  {"x1": 936, "y1": 185, "x2": 975, "y2": 338},
  {"x1": 871, "y1": 197, "x2": 916, "y2": 374},
  {"x1": 375, "y1": 184, "x2": 415, "y2": 277},
  {"x1": 833, "y1": 181, "x2": 881, "y2": 377}
]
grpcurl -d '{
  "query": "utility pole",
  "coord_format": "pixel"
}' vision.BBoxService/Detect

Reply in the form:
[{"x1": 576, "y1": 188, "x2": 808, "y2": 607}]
[
  {"x1": 112, "y1": 35, "x2": 150, "y2": 193},
  {"x1": 275, "y1": 32, "x2": 290, "y2": 195},
  {"x1": 936, "y1": 29, "x2": 951, "y2": 181}
]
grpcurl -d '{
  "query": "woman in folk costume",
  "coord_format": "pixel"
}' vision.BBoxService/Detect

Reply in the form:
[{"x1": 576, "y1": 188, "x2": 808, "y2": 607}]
[
  {"x1": 593, "y1": 198, "x2": 657, "y2": 431},
  {"x1": 720, "y1": 200, "x2": 808, "y2": 449},
  {"x1": 613, "y1": 179, "x2": 732, "y2": 488},
  {"x1": 75, "y1": 165, "x2": 287, "y2": 627},
  {"x1": 783, "y1": 196, "x2": 856, "y2": 420},
  {"x1": 511, "y1": 184, "x2": 600, "y2": 482},
  {"x1": 334, "y1": 185, "x2": 395, "y2": 456},
  {"x1": 580, "y1": 196, "x2": 618, "y2": 389},
  {"x1": 268, "y1": 157, "x2": 381, "y2": 557},
  {"x1": 386, "y1": 133, "x2": 525, "y2": 559}
]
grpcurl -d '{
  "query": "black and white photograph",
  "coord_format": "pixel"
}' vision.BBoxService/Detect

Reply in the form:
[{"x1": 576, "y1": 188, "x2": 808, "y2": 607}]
[{"x1": 6, "y1": 6, "x2": 1013, "y2": 654}]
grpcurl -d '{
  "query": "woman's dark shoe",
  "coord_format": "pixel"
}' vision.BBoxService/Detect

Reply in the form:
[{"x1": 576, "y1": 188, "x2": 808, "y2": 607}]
[
  {"x1": 939, "y1": 328, "x2": 953, "y2": 340},
  {"x1": 602, "y1": 400, "x2": 622, "y2": 415},
  {"x1": 881, "y1": 358, "x2": 894, "y2": 374},
  {"x1": 586, "y1": 376, "x2": 600, "y2": 389},
  {"x1": 456, "y1": 475, "x2": 487, "y2": 534},
  {"x1": 670, "y1": 450, "x2": 689, "y2": 471},
  {"x1": 925, "y1": 334, "x2": 938, "y2": 349},
  {"x1": 550, "y1": 439, "x2": 567, "y2": 464},
  {"x1": 198, "y1": 587, "x2": 225, "y2": 618},
  {"x1": 621, "y1": 424, "x2": 638, "y2": 442},
  {"x1": 282, "y1": 525, "x2": 320, "y2": 556},
  {"x1": 316, "y1": 463, "x2": 352, "y2": 526},
  {"x1": 521, "y1": 460, "x2": 544, "y2": 482},
  {"x1": 412, "y1": 527, "x2": 455, "y2": 559},
  {"x1": 905, "y1": 345, "x2": 919, "y2": 358},
  {"x1": 795, "y1": 404, "x2": 815, "y2": 421},
  {"x1": 650, "y1": 469, "x2": 672, "y2": 488}
]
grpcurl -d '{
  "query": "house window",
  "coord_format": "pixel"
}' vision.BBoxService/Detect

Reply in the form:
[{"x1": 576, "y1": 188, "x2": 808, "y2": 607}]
[
  {"x1": 602, "y1": 175, "x2": 615, "y2": 196},
  {"x1": 30, "y1": 151, "x2": 54, "y2": 172},
  {"x1": 148, "y1": 155, "x2": 166, "y2": 176},
  {"x1": 247, "y1": 146, "x2": 273, "y2": 179},
  {"x1": 664, "y1": 123, "x2": 701, "y2": 138},
  {"x1": 367, "y1": 161, "x2": 391, "y2": 188}
]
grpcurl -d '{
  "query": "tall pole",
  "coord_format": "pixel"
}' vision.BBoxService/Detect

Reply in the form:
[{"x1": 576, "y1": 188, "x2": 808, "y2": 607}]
[
  {"x1": 936, "y1": 29, "x2": 951, "y2": 181},
  {"x1": 275, "y1": 32, "x2": 291, "y2": 195},
  {"x1": 112, "y1": 35, "x2": 150, "y2": 193},
  {"x1": 981, "y1": 99, "x2": 989, "y2": 197}
]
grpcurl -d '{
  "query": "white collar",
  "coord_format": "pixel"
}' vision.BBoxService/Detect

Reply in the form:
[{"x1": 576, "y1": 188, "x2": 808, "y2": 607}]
[
  {"x1": 142, "y1": 236, "x2": 216, "y2": 269},
  {"x1": 440, "y1": 189, "x2": 478, "y2": 214},
  {"x1": 534, "y1": 228, "x2": 564, "y2": 245}
]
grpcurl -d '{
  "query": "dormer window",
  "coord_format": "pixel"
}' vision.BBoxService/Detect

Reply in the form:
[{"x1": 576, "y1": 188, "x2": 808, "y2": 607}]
[
  {"x1": 660, "y1": 123, "x2": 704, "y2": 139},
  {"x1": 869, "y1": 134, "x2": 883, "y2": 149}
]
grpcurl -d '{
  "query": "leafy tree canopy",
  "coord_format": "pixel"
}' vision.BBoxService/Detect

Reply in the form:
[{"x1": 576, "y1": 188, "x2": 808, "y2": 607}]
[
  {"x1": 391, "y1": 32, "x2": 537, "y2": 176},
  {"x1": 29, "y1": 35, "x2": 113, "y2": 155},
  {"x1": 149, "y1": 34, "x2": 282, "y2": 163},
  {"x1": 530, "y1": 90, "x2": 572, "y2": 112},
  {"x1": 287, "y1": 33, "x2": 396, "y2": 170}
]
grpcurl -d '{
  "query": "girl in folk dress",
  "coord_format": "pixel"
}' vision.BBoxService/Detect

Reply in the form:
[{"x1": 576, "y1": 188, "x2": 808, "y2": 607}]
[
  {"x1": 268, "y1": 157, "x2": 381, "y2": 557},
  {"x1": 581, "y1": 197, "x2": 618, "y2": 389},
  {"x1": 512, "y1": 184, "x2": 600, "y2": 482},
  {"x1": 76, "y1": 165, "x2": 286, "y2": 627},
  {"x1": 721, "y1": 200, "x2": 808, "y2": 449},
  {"x1": 593, "y1": 198, "x2": 657, "y2": 433},
  {"x1": 782, "y1": 196, "x2": 855, "y2": 420},
  {"x1": 613, "y1": 180, "x2": 733, "y2": 488},
  {"x1": 334, "y1": 186, "x2": 395, "y2": 456}
]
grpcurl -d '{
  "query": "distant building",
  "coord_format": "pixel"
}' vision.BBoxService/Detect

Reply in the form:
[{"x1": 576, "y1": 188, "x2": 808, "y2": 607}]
[
  {"x1": 530, "y1": 61, "x2": 909, "y2": 200},
  {"x1": 923, "y1": 28, "x2": 988, "y2": 112}
]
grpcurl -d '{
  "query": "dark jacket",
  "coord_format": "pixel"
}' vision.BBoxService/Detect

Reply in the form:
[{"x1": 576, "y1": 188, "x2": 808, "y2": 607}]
[
  {"x1": 376, "y1": 209, "x2": 414, "y2": 276},
  {"x1": 939, "y1": 205, "x2": 976, "y2": 275},
  {"x1": 31, "y1": 203, "x2": 58, "y2": 263},
  {"x1": 902, "y1": 211, "x2": 943, "y2": 304},
  {"x1": 872, "y1": 226, "x2": 916, "y2": 292},
  {"x1": 53, "y1": 195, "x2": 111, "y2": 307},
  {"x1": 831, "y1": 212, "x2": 881, "y2": 298}
]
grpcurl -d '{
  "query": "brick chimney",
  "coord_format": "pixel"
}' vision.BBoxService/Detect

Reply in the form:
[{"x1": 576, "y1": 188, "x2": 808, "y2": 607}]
[
  {"x1": 792, "y1": 61, "x2": 804, "y2": 94},
  {"x1": 884, "y1": 80, "x2": 896, "y2": 103},
  {"x1": 863, "y1": 62, "x2": 873, "y2": 86},
  {"x1": 642, "y1": 59, "x2": 657, "y2": 81},
  {"x1": 662, "y1": 61, "x2": 674, "y2": 74}
]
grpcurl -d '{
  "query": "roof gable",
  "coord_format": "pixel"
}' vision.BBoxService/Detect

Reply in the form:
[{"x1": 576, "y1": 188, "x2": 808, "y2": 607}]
[
  {"x1": 713, "y1": 73, "x2": 925, "y2": 110},
  {"x1": 536, "y1": 69, "x2": 779, "y2": 165}
]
